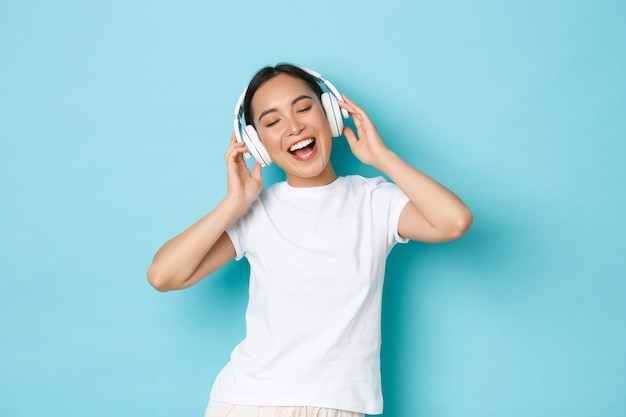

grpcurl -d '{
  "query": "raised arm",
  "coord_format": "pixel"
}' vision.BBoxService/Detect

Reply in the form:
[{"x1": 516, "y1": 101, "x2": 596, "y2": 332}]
[
  {"x1": 146, "y1": 133, "x2": 263, "y2": 291},
  {"x1": 339, "y1": 96, "x2": 473, "y2": 243}
]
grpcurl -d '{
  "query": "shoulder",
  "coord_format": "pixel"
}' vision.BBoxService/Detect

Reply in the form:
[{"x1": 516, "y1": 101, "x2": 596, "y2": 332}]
[
  {"x1": 342, "y1": 174, "x2": 387, "y2": 186},
  {"x1": 342, "y1": 174, "x2": 397, "y2": 192},
  {"x1": 230, "y1": 183, "x2": 288, "y2": 237},
  {"x1": 256, "y1": 180, "x2": 288, "y2": 201}
]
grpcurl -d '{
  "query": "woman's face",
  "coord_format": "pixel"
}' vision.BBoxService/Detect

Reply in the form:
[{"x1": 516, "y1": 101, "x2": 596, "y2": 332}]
[{"x1": 251, "y1": 73, "x2": 336, "y2": 187}]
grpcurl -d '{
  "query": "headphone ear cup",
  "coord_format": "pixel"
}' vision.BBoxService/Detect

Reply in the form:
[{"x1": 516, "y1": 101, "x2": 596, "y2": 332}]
[
  {"x1": 243, "y1": 125, "x2": 272, "y2": 167},
  {"x1": 321, "y1": 92, "x2": 343, "y2": 137}
]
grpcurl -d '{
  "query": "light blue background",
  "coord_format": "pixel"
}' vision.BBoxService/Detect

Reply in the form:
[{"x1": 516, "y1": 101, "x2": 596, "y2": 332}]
[{"x1": 1, "y1": 1, "x2": 625, "y2": 416}]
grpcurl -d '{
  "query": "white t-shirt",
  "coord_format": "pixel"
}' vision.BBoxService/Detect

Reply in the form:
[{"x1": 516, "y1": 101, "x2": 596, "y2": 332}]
[{"x1": 209, "y1": 175, "x2": 410, "y2": 415}]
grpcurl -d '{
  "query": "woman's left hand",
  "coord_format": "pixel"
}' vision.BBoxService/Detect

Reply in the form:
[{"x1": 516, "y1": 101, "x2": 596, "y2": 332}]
[{"x1": 338, "y1": 95, "x2": 390, "y2": 168}]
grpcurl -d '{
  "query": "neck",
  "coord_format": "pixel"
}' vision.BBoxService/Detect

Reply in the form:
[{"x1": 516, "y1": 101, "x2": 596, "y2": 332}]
[{"x1": 286, "y1": 164, "x2": 338, "y2": 188}]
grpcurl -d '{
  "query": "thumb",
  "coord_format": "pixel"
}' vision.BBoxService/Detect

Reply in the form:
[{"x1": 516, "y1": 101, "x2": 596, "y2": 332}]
[
  {"x1": 251, "y1": 162, "x2": 263, "y2": 183},
  {"x1": 343, "y1": 126, "x2": 358, "y2": 148}
]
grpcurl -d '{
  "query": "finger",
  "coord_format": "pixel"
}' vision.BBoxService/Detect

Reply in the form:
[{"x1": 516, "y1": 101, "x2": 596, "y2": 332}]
[
  {"x1": 225, "y1": 143, "x2": 247, "y2": 164},
  {"x1": 226, "y1": 133, "x2": 244, "y2": 155},
  {"x1": 251, "y1": 162, "x2": 263, "y2": 182},
  {"x1": 340, "y1": 94, "x2": 362, "y2": 113},
  {"x1": 347, "y1": 109, "x2": 375, "y2": 136},
  {"x1": 338, "y1": 98, "x2": 357, "y2": 116},
  {"x1": 226, "y1": 140, "x2": 246, "y2": 153},
  {"x1": 351, "y1": 112, "x2": 367, "y2": 133},
  {"x1": 342, "y1": 95, "x2": 372, "y2": 121},
  {"x1": 225, "y1": 144, "x2": 237, "y2": 162},
  {"x1": 343, "y1": 126, "x2": 358, "y2": 147}
]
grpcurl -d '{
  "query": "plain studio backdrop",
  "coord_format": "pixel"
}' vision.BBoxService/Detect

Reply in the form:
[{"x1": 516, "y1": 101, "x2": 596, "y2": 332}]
[{"x1": 1, "y1": 1, "x2": 625, "y2": 416}]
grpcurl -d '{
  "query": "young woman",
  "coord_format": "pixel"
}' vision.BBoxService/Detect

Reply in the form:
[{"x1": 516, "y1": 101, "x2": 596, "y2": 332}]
[{"x1": 147, "y1": 64, "x2": 473, "y2": 417}]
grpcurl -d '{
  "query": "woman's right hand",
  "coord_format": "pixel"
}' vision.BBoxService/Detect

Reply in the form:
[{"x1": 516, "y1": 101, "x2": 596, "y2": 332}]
[
  {"x1": 147, "y1": 132, "x2": 261, "y2": 292},
  {"x1": 225, "y1": 132, "x2": 263, "y2": 206}
]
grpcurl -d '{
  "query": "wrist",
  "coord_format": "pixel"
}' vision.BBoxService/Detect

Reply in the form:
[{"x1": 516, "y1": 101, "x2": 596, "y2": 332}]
[
  {"x1": 221, "y1": 193, "x2": 250, "y2": 217},
  {"x1": 371, "y1": 148, "x2": 400, "y2": 173}
]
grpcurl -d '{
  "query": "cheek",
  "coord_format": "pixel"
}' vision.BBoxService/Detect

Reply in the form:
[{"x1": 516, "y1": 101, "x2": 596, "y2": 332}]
[
  {"x1": 309, "y1": 107, "x2": 330, "y2": 131},
  {"x1": 317, "y1": 113, "x2": 333, "y2": 136},
  {"x1": 257, "y1": 128, "x2": 280, "y2": 149}
]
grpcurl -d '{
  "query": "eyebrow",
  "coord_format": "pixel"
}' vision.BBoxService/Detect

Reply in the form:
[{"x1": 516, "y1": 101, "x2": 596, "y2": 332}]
[{"x1": 257, "y1": 95, "x2": 313, "y2": 123}]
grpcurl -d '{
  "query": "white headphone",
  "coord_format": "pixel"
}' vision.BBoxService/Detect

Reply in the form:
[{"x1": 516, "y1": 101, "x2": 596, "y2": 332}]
[{"x1": 233, "y1": 67, "x2": 349, "y2": 167}]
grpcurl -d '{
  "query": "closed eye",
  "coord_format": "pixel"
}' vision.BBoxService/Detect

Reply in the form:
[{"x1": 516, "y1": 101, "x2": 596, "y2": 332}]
[
  {"x1": 265, "y1": 119, "x2": 280, "y2": 128},
  {"x1": 297, "y1": 105, "x2": 312, "y2": 113}
]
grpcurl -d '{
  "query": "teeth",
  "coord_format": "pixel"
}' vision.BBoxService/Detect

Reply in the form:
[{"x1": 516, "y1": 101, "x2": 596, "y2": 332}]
[{"x1": 289, "y1": 138, "x2": 314, "y2": 152}]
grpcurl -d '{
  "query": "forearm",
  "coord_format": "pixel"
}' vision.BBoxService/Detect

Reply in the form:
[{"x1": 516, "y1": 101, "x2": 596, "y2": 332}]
[
  {"x1": 147, "y1": 195, "x2": 247, "y2": 290},
  {"x1": 374, "y1": 149, "x2": 473, "y2": 238},
  {"x1": 337, "y1": 95, "x2": 471, "y2": 240}
]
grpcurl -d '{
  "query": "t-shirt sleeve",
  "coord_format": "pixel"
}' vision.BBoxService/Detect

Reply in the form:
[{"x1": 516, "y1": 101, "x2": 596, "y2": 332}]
[
  {"x1": 390, "y1": 191, "x2": 410, "y2": 245},
  {"x1": 225, "y1": 215, "x2": 246, "y2": 261},
  {"x1": 370, "y1": 176, "x2": 410, "y2": 246}
]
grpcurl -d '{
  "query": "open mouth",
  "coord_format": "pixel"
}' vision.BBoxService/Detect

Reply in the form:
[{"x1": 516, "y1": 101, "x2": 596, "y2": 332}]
[{"x1": 289, "y1": 138, "x2": 316, "y2": 158}]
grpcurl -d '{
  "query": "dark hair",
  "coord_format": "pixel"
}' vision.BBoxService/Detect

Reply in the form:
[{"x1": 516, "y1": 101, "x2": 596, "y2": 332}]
[{"x1": 243, "y1": 63, "x2": 323, "y2": 127}]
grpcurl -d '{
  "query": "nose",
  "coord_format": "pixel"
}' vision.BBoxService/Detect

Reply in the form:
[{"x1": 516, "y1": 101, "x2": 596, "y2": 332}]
[{"x1": 284, "y1": 114, "x2": 304, "y2": 136}]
